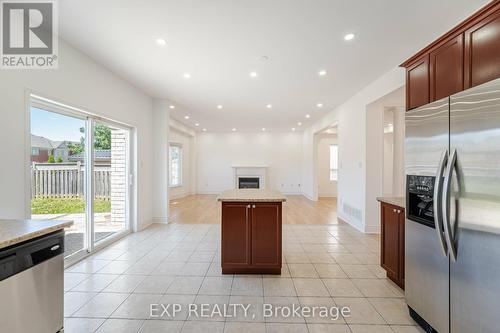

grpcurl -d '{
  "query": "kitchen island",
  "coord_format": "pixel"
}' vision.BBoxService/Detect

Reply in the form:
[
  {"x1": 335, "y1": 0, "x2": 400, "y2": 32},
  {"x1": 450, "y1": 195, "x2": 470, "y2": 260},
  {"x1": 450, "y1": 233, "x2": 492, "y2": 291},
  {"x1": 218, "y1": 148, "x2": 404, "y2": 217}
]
[{"x1": 218, "y1": 189, "x2": 286, "y2": 274}]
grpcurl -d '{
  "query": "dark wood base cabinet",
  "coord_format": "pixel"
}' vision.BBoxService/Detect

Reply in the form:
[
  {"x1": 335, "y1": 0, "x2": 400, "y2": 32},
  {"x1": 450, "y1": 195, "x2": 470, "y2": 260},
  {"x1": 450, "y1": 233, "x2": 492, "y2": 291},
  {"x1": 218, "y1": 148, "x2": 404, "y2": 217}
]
[
  {"x1": 221, "y1": 202, "x2": 282, "y2": 274},
  {"x1": 380, "y1": 202, "x2": 405, "y2": 289}
]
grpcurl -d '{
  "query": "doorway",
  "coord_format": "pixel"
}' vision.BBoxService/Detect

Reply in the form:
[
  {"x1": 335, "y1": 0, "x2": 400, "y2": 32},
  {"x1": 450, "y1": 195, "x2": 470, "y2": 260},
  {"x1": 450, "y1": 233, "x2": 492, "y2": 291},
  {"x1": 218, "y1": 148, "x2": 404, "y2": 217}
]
[{"x1": 29, "y1": 97, "x2": 132, "y2": 263}]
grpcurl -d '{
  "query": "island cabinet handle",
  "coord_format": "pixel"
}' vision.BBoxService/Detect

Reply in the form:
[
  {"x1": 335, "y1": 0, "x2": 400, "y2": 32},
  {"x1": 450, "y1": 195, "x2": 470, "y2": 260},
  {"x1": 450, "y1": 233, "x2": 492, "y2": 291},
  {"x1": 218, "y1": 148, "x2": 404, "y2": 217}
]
[
  {"x1": 252, "y1": 205, "x2": 256, "y2": 208},
  {"x1": 393, "y1": 208, "x2": 397, "y2": 213},
  {"x1": 247, "y1": 205, "x2": 251, "y2": 208}
]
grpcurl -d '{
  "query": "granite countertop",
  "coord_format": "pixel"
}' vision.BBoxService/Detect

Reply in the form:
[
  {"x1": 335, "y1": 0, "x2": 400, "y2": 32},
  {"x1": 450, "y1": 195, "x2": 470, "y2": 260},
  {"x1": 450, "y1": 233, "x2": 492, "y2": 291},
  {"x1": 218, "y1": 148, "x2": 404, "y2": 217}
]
[
  {"x1": 377, "y1": 196, "x2": 405, "y2": 208},
  {"x1": 0, "y1": 219, "x2": 73, "y2": 250},
  {"x1": 218, "y1": 189, "x2": 287, "y2": 202}
]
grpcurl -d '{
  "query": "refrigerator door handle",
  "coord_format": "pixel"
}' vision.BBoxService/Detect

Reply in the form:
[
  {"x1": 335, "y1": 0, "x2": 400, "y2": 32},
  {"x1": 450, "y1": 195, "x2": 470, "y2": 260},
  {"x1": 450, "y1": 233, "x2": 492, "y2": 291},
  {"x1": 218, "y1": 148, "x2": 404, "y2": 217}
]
[
  {"x1": 443, "y1": 149, "x2": 458, "y2": 261},
  {"x1": 434, "y1": 149, "x2": 448, "y2": 257}
]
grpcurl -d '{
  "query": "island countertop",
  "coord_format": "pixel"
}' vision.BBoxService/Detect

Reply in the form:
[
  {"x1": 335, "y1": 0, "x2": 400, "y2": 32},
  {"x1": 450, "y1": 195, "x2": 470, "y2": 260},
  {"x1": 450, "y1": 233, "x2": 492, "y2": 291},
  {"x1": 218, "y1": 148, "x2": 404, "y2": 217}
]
[
  {"x1": 0, "y1": 219, "x2": 73, "y2": 250},
  {"x1": 377, "y1": 196, "x2": 405, "y2": 208},
  {"x1": 218, "y1": 189, "x2": 287, "y2": 202}
]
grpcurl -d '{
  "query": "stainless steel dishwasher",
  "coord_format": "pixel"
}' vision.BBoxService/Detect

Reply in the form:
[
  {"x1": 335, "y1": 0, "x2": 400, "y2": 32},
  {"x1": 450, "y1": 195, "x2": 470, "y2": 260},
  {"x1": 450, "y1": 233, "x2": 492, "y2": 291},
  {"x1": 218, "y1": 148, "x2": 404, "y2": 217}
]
[{"x1": 0, "y1": 230, "x2": 64, "y2": 333}]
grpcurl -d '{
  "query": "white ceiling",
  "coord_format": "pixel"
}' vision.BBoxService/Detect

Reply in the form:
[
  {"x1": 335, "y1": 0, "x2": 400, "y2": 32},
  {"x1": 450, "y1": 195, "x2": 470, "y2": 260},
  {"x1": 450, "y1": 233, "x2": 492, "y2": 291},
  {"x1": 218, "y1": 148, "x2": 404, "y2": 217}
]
[{"x1": 59, "y1": 0, "x2": 488, "y2": 132}]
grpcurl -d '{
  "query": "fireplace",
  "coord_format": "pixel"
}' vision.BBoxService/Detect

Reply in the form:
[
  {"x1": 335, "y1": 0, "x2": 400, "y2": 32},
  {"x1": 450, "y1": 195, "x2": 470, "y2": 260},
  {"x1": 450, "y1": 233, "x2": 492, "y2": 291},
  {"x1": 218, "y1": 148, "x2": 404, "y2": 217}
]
[{"x1": 238, "y1": 177, "x2": 260, "y2": 189}]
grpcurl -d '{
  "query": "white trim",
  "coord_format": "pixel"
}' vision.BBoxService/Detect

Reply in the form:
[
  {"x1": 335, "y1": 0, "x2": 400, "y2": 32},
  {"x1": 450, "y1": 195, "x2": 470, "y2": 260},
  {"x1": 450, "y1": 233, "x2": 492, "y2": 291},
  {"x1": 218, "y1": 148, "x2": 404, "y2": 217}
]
[
  {"x1": 152, "y1": 217, "x2": 170, "y2": 224},
  {"x1": 364, "y1": 225, "x2": 381, "y2": 234},
  {"x1": 338, "y1": 212, "x2": 365, "y2": 233}
]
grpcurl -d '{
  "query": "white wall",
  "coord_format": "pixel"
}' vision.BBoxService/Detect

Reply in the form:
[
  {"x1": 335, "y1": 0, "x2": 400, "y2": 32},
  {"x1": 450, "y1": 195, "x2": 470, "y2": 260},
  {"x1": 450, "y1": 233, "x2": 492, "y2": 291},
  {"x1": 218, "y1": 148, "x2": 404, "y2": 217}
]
[
  {"x1": 152, "y1": 100, "x2": 170, "y2": 224},
  {"x1": 317, "y1": 134, "x2": 337, "y2": 197},
  {"x1": 365, "y1": 87, "x2": 405, "y2": 232},
  {"x1": 0, "y1": 41, "x2": 154, "y2": 231},
  {"x1": 302, "y1": 67, "x2": 405, "y2": 233},
  {"x1": 196, "y1": 132, "x2": 303, "y2": 194},
  {"x1": 169, "y1": 128, "x2": 195, "y2": 199}
]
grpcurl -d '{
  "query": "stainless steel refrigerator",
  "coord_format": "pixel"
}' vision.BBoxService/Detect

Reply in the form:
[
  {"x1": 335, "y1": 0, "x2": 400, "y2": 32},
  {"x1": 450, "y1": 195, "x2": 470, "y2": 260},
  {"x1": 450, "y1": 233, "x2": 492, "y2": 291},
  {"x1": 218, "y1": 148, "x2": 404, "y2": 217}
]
[{"x1": 405, "y1": 77, "x2": 500, "y2": 333}]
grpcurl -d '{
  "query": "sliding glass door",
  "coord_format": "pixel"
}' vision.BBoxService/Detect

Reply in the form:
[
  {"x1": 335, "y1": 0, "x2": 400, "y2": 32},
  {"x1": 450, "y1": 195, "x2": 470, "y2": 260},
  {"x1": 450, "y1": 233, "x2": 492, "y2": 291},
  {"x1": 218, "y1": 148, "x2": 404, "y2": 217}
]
[
  {"x1": 93, "y1": 121, "x2": 130, "y2": 245},
  {"x1": 30, "y1": 98, "x2": 132, "y2": 262}
]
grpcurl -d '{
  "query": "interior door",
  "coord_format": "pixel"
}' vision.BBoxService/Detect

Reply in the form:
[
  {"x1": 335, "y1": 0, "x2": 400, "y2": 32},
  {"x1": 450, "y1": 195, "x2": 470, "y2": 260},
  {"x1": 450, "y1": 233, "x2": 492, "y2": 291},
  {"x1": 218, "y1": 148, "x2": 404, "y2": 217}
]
[
  {"x1": 449, "y1": 78, "x2": 500, "y2": 333},
  {"x1": 251, "y1": 203, "x2": 281, "y2": 266}
]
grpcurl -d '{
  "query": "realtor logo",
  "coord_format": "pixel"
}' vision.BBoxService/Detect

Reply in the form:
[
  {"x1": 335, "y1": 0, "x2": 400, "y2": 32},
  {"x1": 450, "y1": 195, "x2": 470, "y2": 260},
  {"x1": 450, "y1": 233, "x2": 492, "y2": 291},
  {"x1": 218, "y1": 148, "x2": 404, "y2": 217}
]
[{"x1": 1, "y1": 0, "x2": 58, "y2": 69}]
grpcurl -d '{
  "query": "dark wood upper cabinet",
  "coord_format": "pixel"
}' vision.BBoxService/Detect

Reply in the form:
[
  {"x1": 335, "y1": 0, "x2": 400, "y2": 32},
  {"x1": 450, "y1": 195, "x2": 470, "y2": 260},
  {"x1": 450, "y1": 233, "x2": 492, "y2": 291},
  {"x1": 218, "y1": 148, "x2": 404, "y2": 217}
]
[
  {"x1": 430, "y1": 34, "x2": 464, "y2": 101},
  {"x1": 464, "y1": 7, "x2": 500, "y2": 88},
  {"x1": 406, "y1": 55, "x2": 430, "y2": 110},
  {"x1": 402, "y1": 1, "x2": 500, "y2": 110}
]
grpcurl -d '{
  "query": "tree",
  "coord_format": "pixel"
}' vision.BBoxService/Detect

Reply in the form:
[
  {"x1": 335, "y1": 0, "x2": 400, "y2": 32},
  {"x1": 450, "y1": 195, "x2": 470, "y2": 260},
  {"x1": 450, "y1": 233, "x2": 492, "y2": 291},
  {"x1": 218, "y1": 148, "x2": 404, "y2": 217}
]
[
  {"x1": 47, "y1": 154, "x2": 55, "y2": 163},
  {"x1": 56, "y1": 155, "x2": 63, "y2": 163},
  {"x1": 94, "y1": 124, "x2": 111, "y2": 150},
  {"x1": 67, "y1": 124, "x2": 111, "y2": 155}
]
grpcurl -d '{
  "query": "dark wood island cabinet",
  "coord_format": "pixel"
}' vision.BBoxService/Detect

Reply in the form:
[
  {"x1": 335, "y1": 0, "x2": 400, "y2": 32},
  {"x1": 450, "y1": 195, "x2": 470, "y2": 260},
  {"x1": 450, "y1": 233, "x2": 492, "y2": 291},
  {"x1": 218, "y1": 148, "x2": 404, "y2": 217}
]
[{"x1": 218, "y1": 189, "x2": 286, "y2": 274}]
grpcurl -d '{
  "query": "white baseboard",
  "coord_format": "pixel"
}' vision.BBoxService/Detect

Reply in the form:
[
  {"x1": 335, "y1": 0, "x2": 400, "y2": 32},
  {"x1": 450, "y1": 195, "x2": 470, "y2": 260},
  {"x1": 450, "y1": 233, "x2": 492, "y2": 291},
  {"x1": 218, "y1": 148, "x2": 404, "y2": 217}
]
[
  {"x1": 318, "y1": 193, "x2": 337, "y2": 198},
  {"x1": 152, "y1": 217, "x2": 169, "y2": 224},
  {"x1": 169, "y1": 191, "x2": 194, "y2": 200},
  {"x1": 301, "y1": 192, "x2": 315, "y2": 201},
  {"x1": 364, "y1": 224, "x2": 380, "y2": 234},
  {"x1": 337, "y1": 212, "x2": 365, "y2": 233}
]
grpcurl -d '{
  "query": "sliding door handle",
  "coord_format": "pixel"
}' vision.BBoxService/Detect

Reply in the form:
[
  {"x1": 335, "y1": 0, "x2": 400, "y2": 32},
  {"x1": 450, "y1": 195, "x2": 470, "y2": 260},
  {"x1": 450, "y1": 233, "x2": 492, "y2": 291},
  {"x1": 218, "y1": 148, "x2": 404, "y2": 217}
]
[
  {"x1": 443, "y1": 149, "x2": 458, "y2": 261},
  {"x1": 434, "y1": 149, "x2": 448, "y2": 257}
]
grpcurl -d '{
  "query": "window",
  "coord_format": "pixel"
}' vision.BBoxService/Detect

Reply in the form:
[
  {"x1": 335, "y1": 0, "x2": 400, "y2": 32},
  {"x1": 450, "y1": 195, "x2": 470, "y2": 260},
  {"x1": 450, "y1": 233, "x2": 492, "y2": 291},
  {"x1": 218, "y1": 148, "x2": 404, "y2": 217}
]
[
  {"x1": 169, "y1": 144, "x2": 182, "y2": 187},
  {"x1": 329, "y1": 144, "x2": 338, "y2": 181},
  {"x1": 31, "y1": 147, "x2": 40, "y2": 156}
]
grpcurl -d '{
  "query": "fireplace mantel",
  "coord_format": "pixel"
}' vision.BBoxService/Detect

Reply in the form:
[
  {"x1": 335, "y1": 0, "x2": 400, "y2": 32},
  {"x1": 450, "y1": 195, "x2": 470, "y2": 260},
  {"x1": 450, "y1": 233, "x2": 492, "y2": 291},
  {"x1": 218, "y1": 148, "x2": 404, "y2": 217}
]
[{"x1": 232, "y1": 166, "x2": 267, "y2": 189}]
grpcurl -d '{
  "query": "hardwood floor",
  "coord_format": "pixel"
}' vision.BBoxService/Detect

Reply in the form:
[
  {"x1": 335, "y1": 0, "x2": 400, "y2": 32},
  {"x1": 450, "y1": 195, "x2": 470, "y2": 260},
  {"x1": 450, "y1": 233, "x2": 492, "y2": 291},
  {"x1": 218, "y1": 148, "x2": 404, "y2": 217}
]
[{"x1": 169, "y1": 194, "x2": 340, "y2": 225}]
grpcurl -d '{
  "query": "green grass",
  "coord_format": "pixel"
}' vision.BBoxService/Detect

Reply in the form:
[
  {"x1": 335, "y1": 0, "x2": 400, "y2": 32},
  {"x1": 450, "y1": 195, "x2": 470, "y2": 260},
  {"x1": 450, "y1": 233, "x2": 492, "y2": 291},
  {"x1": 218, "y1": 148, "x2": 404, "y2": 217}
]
[{"x1": 31, "y1": 197, "x2": 111, "y2": 215}]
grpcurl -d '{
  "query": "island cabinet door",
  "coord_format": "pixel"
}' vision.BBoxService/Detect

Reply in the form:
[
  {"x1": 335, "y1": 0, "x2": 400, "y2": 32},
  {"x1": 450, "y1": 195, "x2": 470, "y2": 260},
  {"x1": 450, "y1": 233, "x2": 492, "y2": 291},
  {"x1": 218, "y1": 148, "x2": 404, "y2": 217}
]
[
  {"x1": 251, "y1": 203, "x2": 282, "y2": 266},
  {"x1": 221, "y1": 202, "x2": 251, "y2": 266}
]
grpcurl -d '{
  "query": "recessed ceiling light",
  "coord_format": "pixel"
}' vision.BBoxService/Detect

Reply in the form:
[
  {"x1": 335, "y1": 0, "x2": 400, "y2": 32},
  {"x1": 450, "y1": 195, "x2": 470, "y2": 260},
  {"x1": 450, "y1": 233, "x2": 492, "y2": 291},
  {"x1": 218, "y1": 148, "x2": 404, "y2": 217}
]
[
  {"x1": 195, "y1": 123, "x2": 199, "y2": 127},
  {"x1": 344, "y1": 33, "x2": 355, "y2": 41},
  {"x1": 217, "y1": 105, "x2": 223, "y2": 109},
  {"x1": 266, "y1": 104, "x2": 272, "y2": 109},
  {"x1": 262, "y1": 127, "x2": 266, "y2": 131},
  {"x1": 169, "y1": 105, "x2": 175, "y2": 109},
  {"x1": 232, "y1": 128, "x2": 237, "y2": 132},
  {"x1": 291, "y1": 127, "x2": 296, "y2": 131},
  {"x1": 305, "y1": 114, "x2": 311, "y2": 119},
  {"x1": 202, "y1": 128, "x2": 207, "y2": 132},
  {"x1": 250, "y1": 71, "x2": 258, "y2": 78},
  {"x1": 156, "y1": 38, "x2": 166, "y2": 46},
  {"x1": 316, "y1": 103, "x2": 323, "y2": 108},
  {"x1": 297, "y1": 122, "x2": 302, "y2": 126},
  {"x1": 183, "y1": 73, "x2": 191, "y2": 79},
  {"x1": 318, "y1": 70, "x2": 327, "y2": 76},
  {"x1": 184, "y1": 115, "x2": 190, "y2": 119}
]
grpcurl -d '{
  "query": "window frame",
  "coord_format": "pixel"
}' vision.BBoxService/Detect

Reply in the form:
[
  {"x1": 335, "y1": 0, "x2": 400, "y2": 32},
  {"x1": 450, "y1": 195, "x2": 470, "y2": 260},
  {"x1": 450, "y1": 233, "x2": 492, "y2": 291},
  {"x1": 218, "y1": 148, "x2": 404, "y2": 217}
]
[
  {"x1": 329, "y1": 144, "x2": 339, "y2": 181},
  {"x1": 169, "y1": 143, "x2": 183, "y2": 188}
]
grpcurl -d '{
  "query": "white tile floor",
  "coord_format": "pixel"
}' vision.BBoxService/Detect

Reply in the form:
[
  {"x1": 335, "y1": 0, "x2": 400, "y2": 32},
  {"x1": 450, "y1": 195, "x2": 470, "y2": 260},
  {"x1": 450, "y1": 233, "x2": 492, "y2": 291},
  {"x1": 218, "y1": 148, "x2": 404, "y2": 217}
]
[{"x1": 64, "y1": 223, "x2": 423, "y2": 333}]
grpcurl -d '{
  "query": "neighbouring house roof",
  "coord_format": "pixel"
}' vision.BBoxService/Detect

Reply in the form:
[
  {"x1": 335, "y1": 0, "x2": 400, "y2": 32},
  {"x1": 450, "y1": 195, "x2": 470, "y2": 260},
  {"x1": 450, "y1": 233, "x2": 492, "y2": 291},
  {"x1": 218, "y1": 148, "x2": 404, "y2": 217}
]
[
  {"x1": 68, "y1": 149, "x2": 111, "y2": 162},
  {"x1": 31, "y1": 134, "x2": 78, "y2": 150},
  {"x1": 31, "y1": 134, "x2": 55, "y2": 150}
]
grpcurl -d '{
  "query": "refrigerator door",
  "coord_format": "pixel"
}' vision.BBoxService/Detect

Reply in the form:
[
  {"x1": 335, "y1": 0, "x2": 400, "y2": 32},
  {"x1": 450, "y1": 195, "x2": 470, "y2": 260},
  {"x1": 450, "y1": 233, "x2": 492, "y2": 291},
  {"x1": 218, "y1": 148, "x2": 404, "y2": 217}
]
[
  {"x1": 449, "y1": 78, "x2": 500, "y2": 333},
  {"x1": 405, "y1": 98, "x2": 450, "y2": 333}
]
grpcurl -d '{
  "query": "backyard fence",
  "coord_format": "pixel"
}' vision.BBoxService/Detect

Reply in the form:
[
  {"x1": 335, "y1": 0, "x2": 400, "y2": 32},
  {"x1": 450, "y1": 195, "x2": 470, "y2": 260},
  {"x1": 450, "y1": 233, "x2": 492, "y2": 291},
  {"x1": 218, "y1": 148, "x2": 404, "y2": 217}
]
[{"x1": 31, "y1": 162, "x2": 111, "y2": 200}]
